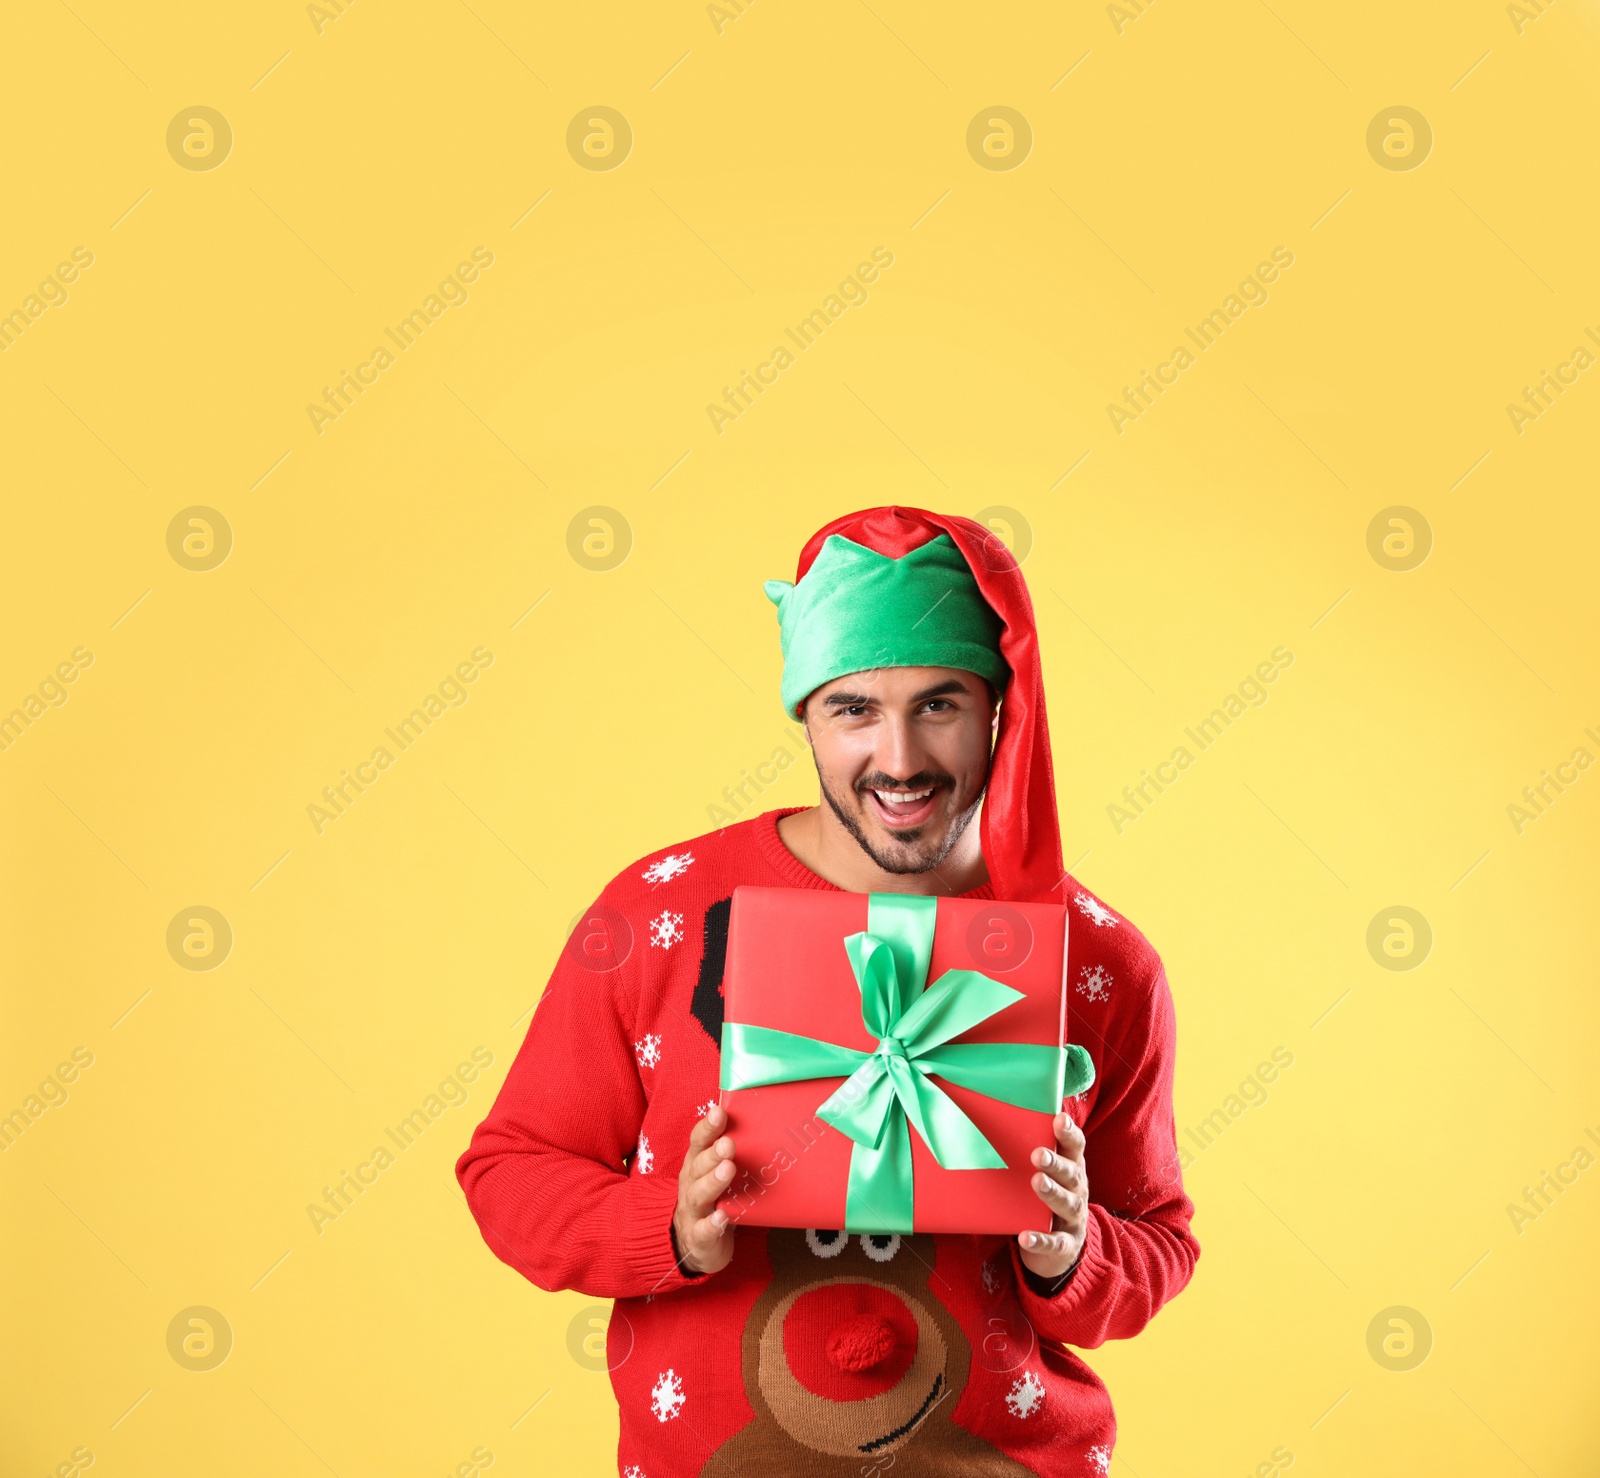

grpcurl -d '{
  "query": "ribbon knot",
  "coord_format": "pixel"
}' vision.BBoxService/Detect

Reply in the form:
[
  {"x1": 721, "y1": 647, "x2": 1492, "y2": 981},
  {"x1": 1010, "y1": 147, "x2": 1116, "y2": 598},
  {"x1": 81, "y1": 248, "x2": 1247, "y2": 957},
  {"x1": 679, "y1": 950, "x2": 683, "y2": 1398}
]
[{"x1": 720, "y1": 892, "x2": 1095, "y2": 1234}]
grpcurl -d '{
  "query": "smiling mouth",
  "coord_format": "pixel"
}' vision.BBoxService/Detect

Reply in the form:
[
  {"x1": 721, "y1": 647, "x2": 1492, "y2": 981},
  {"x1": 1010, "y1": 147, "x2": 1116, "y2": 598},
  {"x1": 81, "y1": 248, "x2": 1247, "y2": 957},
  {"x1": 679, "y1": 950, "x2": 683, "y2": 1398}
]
[
  {"x1": 864, "y1": 785, "x2": 940, "y2": 830},
  {"x1": 858, "y1": 1372, "x2": 944, "y2": 1453}
]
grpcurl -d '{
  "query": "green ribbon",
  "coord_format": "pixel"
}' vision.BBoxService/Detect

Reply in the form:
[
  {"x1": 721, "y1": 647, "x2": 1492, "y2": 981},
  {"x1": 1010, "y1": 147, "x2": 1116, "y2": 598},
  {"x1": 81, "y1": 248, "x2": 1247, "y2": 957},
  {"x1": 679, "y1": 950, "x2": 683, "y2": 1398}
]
[{"x1": 719, "y1": 893, "x2": 1096, "y2": 1234}]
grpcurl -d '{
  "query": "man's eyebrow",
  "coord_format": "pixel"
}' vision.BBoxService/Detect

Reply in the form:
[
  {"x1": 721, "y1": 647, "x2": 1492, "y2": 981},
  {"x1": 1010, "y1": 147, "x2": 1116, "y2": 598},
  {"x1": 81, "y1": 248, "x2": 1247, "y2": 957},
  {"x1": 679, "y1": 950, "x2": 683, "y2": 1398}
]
[
  {"x1": 821, "y1": 678, "x2": 974, "y2": 708},
  {"x1": 909, "y1": 678, "x2": 972, "y2": 702}
]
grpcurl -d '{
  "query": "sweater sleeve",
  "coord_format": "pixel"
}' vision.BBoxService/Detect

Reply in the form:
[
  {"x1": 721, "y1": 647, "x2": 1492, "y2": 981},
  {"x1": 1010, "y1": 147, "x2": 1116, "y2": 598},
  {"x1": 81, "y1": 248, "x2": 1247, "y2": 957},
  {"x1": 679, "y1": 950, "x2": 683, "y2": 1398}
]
[
  {"x1": 1010, "y1": 958, "x2": 1199, "y2": 1346},
  {"x1": 455, "y1": 896, "x2": 700, "y2": 1301}
]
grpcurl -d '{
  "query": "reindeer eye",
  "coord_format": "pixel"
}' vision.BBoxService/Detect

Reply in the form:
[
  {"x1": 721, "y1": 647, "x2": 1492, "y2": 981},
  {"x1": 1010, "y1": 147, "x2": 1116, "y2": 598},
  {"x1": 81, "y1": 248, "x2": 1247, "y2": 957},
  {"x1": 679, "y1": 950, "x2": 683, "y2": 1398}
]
[
  {"x1": 860, "y1": 1233, "x2": 901, "y2": 1262},
  {"x1": 806, "y1": 1228, "x2": 847, "y2": 1258}
]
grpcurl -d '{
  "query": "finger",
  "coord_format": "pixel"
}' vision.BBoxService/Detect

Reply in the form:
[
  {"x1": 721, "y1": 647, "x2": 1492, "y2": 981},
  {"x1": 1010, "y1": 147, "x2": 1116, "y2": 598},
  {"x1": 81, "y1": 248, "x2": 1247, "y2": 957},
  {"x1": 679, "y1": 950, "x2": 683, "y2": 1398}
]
[
  {"x1": 1030, "y1": 1170, "x2": 1085, "y2": 1223},
  {"x1": 688, "y1": 1134, "x2": 736, "y2": 1182},
  {"x1": 1054, "y1": 1112, "x2": 1086, "y2": 1163},
  {"x1": 687, "y1": 1103, "x2": 726, "y2": 1149},
  {"x1": 679, "y1": 1212, "x2": 729, "y2": 1268},
  {"x1": 684, "y1": 1208, "x2": 731, "y2": 1254},
  {"x1": 1018, "y1": 1227, "x2": 1073, "y2": 1256},
  {"x1": 1029, "y1": 1145, "x2": 1084, "y2": 1190},
  {"x1": 686, "y1": 1158, "x2": 740, "y2": 1213}
]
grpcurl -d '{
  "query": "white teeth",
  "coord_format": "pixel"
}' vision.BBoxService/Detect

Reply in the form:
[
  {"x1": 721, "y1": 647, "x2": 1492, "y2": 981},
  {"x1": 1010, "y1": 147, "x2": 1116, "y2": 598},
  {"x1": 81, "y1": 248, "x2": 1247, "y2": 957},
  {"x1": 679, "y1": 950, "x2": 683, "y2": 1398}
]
[{"x1": 875, "y1": 788, "x2": 934, "y2": 805}]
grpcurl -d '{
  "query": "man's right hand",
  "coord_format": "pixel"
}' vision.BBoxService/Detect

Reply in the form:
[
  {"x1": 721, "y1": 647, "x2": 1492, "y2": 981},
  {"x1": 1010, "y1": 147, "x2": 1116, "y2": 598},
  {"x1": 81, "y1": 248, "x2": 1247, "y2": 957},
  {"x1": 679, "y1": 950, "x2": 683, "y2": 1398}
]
[{"x1": 672, "y1": 1103, "x2": 738, "y2": 1277}]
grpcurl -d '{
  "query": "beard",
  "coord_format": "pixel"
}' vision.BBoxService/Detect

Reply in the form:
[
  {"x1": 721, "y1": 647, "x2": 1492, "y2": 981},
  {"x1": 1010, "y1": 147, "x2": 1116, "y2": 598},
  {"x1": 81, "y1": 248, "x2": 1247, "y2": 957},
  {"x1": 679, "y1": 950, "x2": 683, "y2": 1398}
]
[{"x1": 817, "y1": 765, "x2": 985, "y2": 876}]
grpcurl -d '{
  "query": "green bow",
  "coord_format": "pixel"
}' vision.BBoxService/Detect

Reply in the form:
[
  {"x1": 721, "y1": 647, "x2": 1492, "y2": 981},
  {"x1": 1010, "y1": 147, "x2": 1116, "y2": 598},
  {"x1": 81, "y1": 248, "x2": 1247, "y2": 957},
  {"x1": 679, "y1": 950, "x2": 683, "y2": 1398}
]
[{"x1": 719, "y1": 893, "x2": 1096, "y2": 1233}]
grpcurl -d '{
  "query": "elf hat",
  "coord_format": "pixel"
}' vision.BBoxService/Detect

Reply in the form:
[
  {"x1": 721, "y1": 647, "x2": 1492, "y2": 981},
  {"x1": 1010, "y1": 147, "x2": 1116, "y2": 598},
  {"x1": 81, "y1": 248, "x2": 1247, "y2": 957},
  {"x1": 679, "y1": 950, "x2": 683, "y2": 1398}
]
[{"x1": 764, "y1": 505, "x2": 1064, "y2": 905}]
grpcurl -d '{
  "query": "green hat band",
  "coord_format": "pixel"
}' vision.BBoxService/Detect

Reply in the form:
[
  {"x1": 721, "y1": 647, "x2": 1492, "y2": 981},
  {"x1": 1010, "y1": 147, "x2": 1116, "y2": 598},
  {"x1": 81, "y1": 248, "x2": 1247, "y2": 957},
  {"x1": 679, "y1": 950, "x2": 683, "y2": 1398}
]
[{"x1": 764, "y1": 533, "x2": 1009, "y2": 718}]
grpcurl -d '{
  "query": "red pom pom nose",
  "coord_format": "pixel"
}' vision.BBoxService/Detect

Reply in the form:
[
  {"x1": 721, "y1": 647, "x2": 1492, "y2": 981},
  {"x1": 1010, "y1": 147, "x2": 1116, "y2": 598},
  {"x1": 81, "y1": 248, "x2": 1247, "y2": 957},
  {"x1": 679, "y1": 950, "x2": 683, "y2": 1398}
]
[{"x1": 827, "y1": 1312, "x2": 898, "y2": 1372}]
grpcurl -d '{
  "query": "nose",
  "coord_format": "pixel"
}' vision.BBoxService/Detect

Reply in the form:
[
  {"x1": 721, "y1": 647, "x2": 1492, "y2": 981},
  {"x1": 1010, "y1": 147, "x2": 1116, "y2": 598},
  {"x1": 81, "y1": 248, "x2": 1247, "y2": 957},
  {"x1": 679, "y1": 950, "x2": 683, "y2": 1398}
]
[
  {"x1": 828, "y1": 1312, "x2": 898, "y2": 1372},
  {"x1": 873, "y1": 708, "x2": 929, "y2": 787}
]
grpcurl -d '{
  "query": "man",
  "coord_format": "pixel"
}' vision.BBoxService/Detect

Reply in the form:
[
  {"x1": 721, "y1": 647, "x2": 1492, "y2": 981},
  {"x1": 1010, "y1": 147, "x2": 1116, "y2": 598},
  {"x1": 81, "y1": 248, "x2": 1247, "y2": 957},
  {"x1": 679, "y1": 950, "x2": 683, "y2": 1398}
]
[{"x1": 458, "y1": 505, "x2": 1198, "y2": 1475}]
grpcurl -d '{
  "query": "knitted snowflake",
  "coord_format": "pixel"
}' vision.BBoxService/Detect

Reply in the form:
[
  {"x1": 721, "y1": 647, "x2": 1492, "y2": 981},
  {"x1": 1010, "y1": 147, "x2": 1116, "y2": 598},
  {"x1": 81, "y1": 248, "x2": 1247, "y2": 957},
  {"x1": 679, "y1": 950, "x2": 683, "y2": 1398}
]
[
  {"x1": 635, "y1": 1034, "x2": 662, "y2": 1069},
  {"x1": 1077, "y1": 964, "x2": 1113, "y2": 1003},
  {"x1": 650, "y1": 1368, "x2": 685, "y2": 1422},
  {"x1": 1074, "y1": 893, "x2": 1118, "y2": 928},
  {"x1": 635, "y1": 1133, "x2": 653, "y2": 1175},
  {"x1": 642, "y1": 852, "x2": 694, "y2": 885},
  {"x1": 1087, "y1": 1444, "x2": 1113, "y2": 1474},
  {"x1": 649, "y1": 911, "x2": 684, "y2": 949},
  {"x1": 1005, "y1": 1370, "x2": 1045, "y2": 1419},
  {"x1": 623, "y1": 1467, "x2": 646, "y2": 1478},
  {"x1": 697, "y1": 1099, "x2": 718, "y2": 1120},
  {"x1": 981, "y1": 1254, "x2": 1003, "y2": 1295}
]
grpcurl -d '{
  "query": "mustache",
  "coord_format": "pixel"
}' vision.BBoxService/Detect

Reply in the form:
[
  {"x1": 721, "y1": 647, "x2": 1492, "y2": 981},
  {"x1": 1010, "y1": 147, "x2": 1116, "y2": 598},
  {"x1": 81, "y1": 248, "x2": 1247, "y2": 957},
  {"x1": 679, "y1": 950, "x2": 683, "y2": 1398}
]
[{"x1": 854, "y1": 772, "x2": 953, "y2": 795}]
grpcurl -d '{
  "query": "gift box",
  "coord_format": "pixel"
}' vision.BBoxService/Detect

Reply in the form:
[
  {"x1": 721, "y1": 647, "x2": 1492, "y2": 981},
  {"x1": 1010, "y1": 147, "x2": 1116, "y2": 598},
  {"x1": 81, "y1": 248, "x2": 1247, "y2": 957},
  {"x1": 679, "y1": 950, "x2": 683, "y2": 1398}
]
[{"x1": 716, "y1": 886, "x2": 1095, "y2": 1236}]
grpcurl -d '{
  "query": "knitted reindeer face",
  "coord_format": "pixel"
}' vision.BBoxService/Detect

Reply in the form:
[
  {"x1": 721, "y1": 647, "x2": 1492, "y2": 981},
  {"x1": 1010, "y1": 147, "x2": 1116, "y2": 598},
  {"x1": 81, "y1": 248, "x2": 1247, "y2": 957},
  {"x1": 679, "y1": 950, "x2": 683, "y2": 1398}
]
[{"x1": 706, "y1": 1228, "x2": 1032, "y2": 1475}]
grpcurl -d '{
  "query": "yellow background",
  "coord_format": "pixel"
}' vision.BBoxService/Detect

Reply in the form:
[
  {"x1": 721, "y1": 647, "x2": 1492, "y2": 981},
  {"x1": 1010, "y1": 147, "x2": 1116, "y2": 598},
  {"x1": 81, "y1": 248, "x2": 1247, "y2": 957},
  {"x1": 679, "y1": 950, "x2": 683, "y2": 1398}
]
[{"x1": 3, "y1": 0, "x2": 1598, "y2": 1473}]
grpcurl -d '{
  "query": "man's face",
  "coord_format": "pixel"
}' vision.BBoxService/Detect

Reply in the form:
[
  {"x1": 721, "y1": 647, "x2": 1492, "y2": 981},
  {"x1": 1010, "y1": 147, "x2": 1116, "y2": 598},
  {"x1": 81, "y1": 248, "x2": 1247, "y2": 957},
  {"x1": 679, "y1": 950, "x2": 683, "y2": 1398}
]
[{"x1": 802, "y1": 665, "x2": 998, "y2": 876}]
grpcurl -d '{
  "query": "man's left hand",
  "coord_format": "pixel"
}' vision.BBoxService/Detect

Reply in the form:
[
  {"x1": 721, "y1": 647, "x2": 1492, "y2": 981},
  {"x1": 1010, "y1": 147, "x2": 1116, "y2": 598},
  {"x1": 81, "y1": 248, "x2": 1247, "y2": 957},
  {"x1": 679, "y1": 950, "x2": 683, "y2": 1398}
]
[{"x1": 1017, "y1": 1111, "x2": 1088, "y2": 1281}]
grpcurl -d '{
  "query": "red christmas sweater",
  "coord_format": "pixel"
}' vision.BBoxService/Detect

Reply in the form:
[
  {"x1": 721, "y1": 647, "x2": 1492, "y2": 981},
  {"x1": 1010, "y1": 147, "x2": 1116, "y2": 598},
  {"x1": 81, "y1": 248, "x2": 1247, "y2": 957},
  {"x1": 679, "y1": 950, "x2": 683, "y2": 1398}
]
[{"x1": 457, "y1": 808, "x2": 1198, "y2": 1477}]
